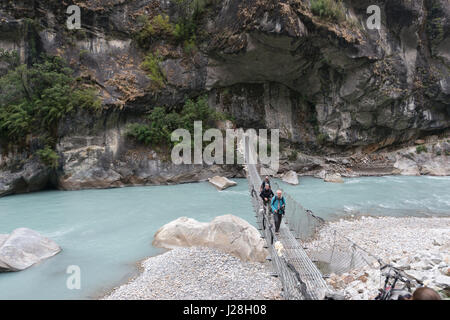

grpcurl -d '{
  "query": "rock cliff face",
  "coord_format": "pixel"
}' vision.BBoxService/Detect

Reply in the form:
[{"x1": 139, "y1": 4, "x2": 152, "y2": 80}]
[{"x1": 0, "y1": 0, "x2": 449, "y2": 195}]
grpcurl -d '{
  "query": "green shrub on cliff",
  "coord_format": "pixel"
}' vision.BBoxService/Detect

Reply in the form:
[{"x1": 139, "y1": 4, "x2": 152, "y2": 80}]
[
  {"x1": 173, "y1": 20, "x2": 195, "y2": 42},
  {"x1": 0, "y1": 49, "x2": 20, "y2": 69},
  {"x1": 311, "y1": 0, "x2": 346, "y2": 22},
  {"x1": 125, "y1": 123, "x2": 155, "y2": 145},
  {"x1": 126, "y1": 106, "x2": 180, "y2": 146},
  {"x1": 316, "y1": 133, "x2": 328, "y2": 145},
  {"x1": 0, "y1": 53, "x2": 100, "y2": 145},
  {"x1": 135, "y1": 14, "x2": 175, "y2": 49},
  {"x1": 416, "y1": 145, "x2": 428, "y2": 154},
  {"x1": 135, "y1": 0, "x2": 208, "y2": 50},
  {"x1": 179, "y1": 96, "x2": 216, "y2": 130},
  {"x1": 288, "y1": 150, "x2": 298, "y2": 162},
  {"x1": 140, "y1": 52, "x2": 165, "y2": 88},
  {"x1": 36, "y1": 145, "x2": 59, "y2": 169},
  {"x1": 126, "y1": 95, "x2": 225, "y2": 148}
]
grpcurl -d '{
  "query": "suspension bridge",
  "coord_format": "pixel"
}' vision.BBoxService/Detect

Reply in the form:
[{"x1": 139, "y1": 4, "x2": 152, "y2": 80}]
[{"x1": 242, "y1": 137, "x2": 382, "y2": 300}]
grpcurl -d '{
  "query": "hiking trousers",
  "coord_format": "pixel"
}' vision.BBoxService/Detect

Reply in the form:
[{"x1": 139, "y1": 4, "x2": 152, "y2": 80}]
[{"x1": 274, "y1": 213, "x2": 283, "y2": 232}]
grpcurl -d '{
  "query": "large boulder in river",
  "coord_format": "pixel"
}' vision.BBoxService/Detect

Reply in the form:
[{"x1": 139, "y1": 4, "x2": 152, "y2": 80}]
[
  {"x1": 208, "y1": 176, "x2": 237, "y2": 190},
  {"x1": 0, "y1": 228, "x2": 61, "y2": 272},
  {"x1": 0, "y1": 234, "x2": 7, "y2": 247},
  {"x1": 282, "y1": 170, "x2": 299, "y2": 185},
  {"x1": 152, "y1": 215, "x2": 267, "y2": 263}
]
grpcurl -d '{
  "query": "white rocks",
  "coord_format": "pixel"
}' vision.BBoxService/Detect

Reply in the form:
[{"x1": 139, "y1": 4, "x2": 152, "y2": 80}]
[
  {"x1": 434, "y1": 275, "x2": 450, "y2": 288},
  {"x1": 315, "y1": 170, "x2": 327, "y2": 179},
  {"x1": 281, "y1": 170, "x2": 299, "y2": 185},
  {"x1": 103, "y1": 247, "x2": 282, "y2": 300},
  {"x1": 208, "y1": 176, "x2": 237, "y2": 190},
  {"x1": 433, "y1": 240, "x2": 442, "y2": 246},
  {"x1": 0, "y1": 234, "x2": 7, "y2": 247},
  {"x1": 307, "y1": 217, "x2": 450, "y2": 299},
  {"x1": 405, "y1": 270, "x2": 429, "y2": 282},
  {"x1": 393, "y1": 158, "x2": 420, "y2": 176},
  {"x1": 393, "y1": 257, "x2": 411, "y2": 270},
  {"x1": 431, "y1": 258, "x2": 442, "y2": 265},
  {"x1": 260, "y1": 166, "x2": 277, "y2": 177},
  {"x1": 444, "y1": 254, "x2": 450, "y2": 264},
  {"x1": 420, "y1": 158, "x2": 450, "y2": 176},
  {"x1": 324, "y1": 173, "x2": 344, "y2": 183},
  {"x1": 411, "y1": 260, "x2": 433, "y2": 271},
  {"x1": 0, "y1": 228, "x2": 61, "y2": 272},
  {"x1": 152, "y1": 215, "x2": 268, "y2": 263}
]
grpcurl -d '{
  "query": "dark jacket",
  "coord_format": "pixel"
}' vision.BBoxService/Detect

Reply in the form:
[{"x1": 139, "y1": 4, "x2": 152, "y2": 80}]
[
  {"x1": 260, "y1": 189, "x2": 274, "y2": 202},
  {"x1": 261, "y1": 180, "x2": 271, "y2": 190}
]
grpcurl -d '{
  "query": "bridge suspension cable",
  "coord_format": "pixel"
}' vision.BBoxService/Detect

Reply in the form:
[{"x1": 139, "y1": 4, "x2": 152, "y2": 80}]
[{"x1": 243, "y1": 136, "x2": 329, "y2": 300}]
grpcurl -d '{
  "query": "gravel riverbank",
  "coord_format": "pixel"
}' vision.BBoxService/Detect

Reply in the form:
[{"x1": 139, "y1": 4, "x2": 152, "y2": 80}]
[
  {"x1": 103, "y1": 247, "x2": 282, "y2": 300},
  {"x1": 307, "y1": 216, "x2": 450, "y2": 300},
  {"x1": 103, "y1": 217, "x2": 449, "y2": 300}
]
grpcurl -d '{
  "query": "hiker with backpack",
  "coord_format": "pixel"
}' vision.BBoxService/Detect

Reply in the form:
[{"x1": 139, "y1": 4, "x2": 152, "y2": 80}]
[
  {"x1": 271, "y1": 190, "x2": 286, "y2": 234},
  {"x1": 260, "y1": 183, "x2": 274, "y2": 209},
  {"x1": 260, "y1": 176, "x2": 271, "y2": 192}
]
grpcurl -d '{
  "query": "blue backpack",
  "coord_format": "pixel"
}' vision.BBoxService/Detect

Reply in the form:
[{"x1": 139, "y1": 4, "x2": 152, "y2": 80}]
[{"x1": 272, "y1": 196, "x2": 286, "y2": 214}]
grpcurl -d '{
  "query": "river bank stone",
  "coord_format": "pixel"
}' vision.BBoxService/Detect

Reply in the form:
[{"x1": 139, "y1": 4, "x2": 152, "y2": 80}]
[
  {"x1": 208, "y1": 176, "x2": 237, "y2": 190},
  {"x1": 324, "y1": 173, "x2": 344, "y2": 183},
  {"x1": 0, "y1": 228, "x2": 61, "y2": 272},
  {"x1": 281, "y1": 170, "x2": 299, "y2": 185},
  {"x1": 152, "y1": 215, "x2": 267, "y2": 263}
]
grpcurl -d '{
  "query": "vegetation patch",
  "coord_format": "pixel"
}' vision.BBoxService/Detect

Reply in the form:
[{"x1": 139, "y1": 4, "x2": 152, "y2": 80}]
[
  {"x1": 316, "y1": 133, "x2": 328, "y2": 145},
  {"x1": 416, "y1": 145, "x2": 428, "y2": 154},
  {"x1": 135, "y1": 0, "x2": 209, "y2": 52},
  {"x1": 135, "y1": 0, "x2": 213, "y2": 86},
  {"x1": 0, "y1": 50, "x2": 101, "y2": 149},
  {"x1": 135, "y1": 14, "x2": 175, "y2": 49},
  {"x1": 288, "y1": 150, "x2": 298, "y2": 162},
  {"x1": 140, "y1": 52, "x2": 166, "y2": 89},
  {"x1": 310, "y1": 0, "x2": 346, "y2": 22},
  {"x1": 36, "y1": 145, "x2": 60, "y2": 169},
  {"x1": 126, "y1": 95, "x2": 226, "y2": 150}
]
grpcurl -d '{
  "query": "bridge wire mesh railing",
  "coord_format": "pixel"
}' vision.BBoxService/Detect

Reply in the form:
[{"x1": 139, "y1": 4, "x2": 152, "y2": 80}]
[
  {"x1": 244, "y1": 137, "x2": 329, "y2": 300},
  {"x1": 271, "y1": 181, "x2": 383, "y2": 276},
  {"x1": 243, "y1": 134, "x2": 423, "y2": 298},
  {"x1": 247, "y1": 182, "x2": 309, "y2": 299}
]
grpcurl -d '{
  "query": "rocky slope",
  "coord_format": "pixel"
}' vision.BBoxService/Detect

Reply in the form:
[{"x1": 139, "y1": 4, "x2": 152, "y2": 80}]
[{"x1": 0, "y1": 0, "x2": 449, "y2": 196}]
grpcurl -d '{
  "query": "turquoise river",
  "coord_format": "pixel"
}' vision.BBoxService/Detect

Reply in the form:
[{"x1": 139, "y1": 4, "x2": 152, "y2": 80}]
[{"x1": 0, "y1": 176, "x2": 449, "y2": 299}]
